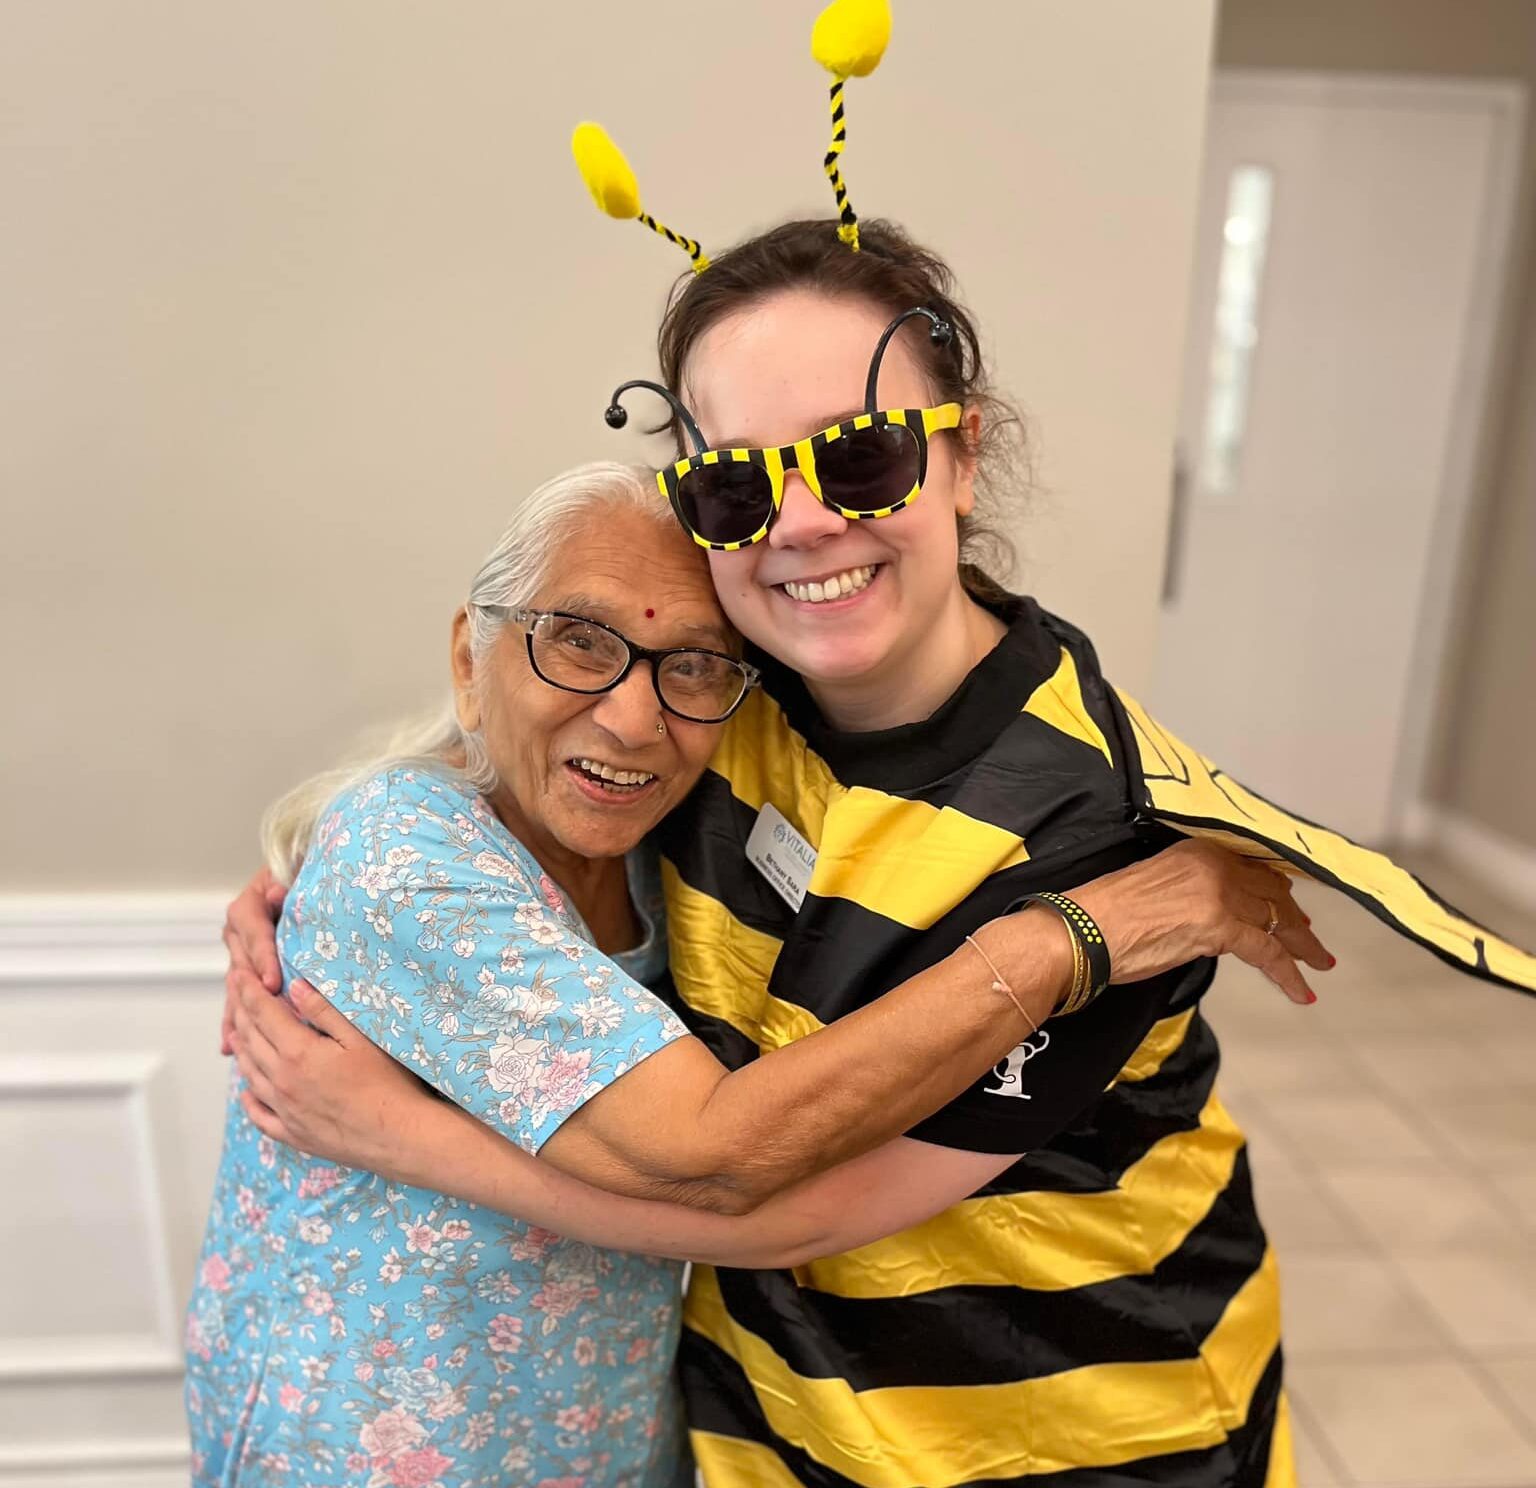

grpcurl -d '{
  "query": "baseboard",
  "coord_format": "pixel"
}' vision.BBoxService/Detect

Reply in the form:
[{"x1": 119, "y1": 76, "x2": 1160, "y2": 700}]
[{"x1": 1406, "y1": 802, "x2": 1536, "y2": 914}]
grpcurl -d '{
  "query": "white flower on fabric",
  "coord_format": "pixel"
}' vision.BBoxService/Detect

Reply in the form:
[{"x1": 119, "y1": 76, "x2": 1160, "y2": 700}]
[
  {"x1": 471, "y1": 851, "x2": 527, "y2": 887},
  {"x1": 483, "y1": 1032, "x2": 547, "y2": 1099},
  {"x1": 352, "y1": 862, "x2": 394, "y2": 900},
  {"x1": 571, "y1": 993, "x2": 623, "y2": 1038},
  {"x1": 452, "y1": 938, "x2": 476, "y2": 958},
  {"x1": 383, "y1": 844, "x2": 421, "y2": 869},
  {"x1": 315, "y1": 930, "x2": 339, "y2": 961}
]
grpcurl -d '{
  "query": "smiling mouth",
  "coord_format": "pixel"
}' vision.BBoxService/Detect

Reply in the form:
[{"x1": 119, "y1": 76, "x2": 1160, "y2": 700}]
[
  {"x1": 778, "y1": 564, "x2": 881, "y2": 605},
  {"x1": 566, "y1": 757, "x2": 658, "y2": 798}
]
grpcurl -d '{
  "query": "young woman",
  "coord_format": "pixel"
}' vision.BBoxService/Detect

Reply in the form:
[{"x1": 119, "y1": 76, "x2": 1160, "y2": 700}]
[{"x1": 224, "y1": 219, "x2": 1535, "y2": 1488}]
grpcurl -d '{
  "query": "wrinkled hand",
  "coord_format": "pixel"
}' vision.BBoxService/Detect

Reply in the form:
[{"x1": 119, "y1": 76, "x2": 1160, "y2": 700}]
[
  {"x1": 1069, "y1": 839, "x2": 1333, "y2": 1004},
  {"x1": 219, "y1": 867, "x2": 287, "y2": 1055},
  {"x1": 230, "y1": 976, "x2": 443, "y2": 1180}
]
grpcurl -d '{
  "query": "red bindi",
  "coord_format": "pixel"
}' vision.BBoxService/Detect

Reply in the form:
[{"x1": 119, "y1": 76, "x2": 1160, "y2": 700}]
[{"x1": 645, "y1": 608, "x2": 655, "y2": 618}]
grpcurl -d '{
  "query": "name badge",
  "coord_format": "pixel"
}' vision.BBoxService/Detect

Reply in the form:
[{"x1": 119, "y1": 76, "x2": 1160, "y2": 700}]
[{"x1": 745, "y1": 802, "x2": 817, "y2": 911}]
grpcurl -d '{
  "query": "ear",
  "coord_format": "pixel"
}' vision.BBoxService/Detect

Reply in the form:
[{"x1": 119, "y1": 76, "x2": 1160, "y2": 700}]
[
  {"x1": 450, "y1": 608, "x2": 481, "y2": 732},
  {"x1": 950, "y1": 405, "x2": 984, "y2": 518}
]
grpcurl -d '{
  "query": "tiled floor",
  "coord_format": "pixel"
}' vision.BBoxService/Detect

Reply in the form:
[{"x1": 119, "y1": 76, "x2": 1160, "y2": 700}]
[{"x1": 1206, "y1": 856, "x2": 1536, "y2": 1488}]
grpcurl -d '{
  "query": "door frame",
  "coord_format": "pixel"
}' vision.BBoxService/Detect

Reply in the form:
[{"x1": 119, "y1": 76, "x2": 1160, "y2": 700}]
[{"x1": 1199, "y1": 68, "x2": 1527, "y2": 844}]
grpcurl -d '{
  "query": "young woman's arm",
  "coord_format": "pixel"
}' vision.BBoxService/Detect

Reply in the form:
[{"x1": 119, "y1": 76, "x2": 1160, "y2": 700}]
[{"x1": 232, "y1": 980, "x2": 1011, "y2": 1266}]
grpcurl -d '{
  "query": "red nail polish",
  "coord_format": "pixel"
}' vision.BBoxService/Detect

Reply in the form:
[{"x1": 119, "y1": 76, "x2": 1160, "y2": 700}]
[
  {"x1": 1305, "y1": 990, "x2": 1318, "y2": 1004},
  {"x1": 1326, "y1": 954, "x2": 1337, "y2": 968}
]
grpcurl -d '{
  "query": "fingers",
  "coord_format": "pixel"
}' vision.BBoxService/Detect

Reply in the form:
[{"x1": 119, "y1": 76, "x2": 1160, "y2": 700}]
[
  {"x1": 238, "y1": 1085, "x2": 301, "y2": 1149},
  {"x1": 231, "y1": 1023, "x2": 284, "y2": 1111},
  {"x1": 1227, "y1": 921, "x2": 1317, "y2": 1005},
  {"x1": 226, "y1": 873, "x2": 283, "y2": 993},
  {"x1": 289, "y1": 980, "x2": 354, "y2": 1048},
  {"x1": 235, "y1": 972, "x2": 316, "y2": 1061},
  {"x1": 1232, "y1": 884, "x2": 1335, "y2": 972}
]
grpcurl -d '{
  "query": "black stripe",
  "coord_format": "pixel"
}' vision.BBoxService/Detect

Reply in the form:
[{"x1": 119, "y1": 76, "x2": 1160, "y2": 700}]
[
  {"x1": 683, "y1": 1327, "x2": 1285, "y2": 1487},
  {"x1": 708, "y1": 1139, "x2": 1265, "y2": 1391}
]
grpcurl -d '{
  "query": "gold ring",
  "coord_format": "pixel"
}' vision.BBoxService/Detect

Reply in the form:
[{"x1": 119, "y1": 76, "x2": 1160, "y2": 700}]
[{"x1": 1264, "y1": 901, "x2": 1280, "y2": 936}]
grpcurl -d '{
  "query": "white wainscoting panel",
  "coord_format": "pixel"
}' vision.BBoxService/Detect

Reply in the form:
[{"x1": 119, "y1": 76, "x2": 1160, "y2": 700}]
[{"x1": 0, "y1": 896, "x2": 231, "y2": 1488}]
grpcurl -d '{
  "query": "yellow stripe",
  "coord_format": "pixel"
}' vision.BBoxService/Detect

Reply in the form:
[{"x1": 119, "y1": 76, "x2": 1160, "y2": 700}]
[
  {"x1": 794, "y1": 1071, "x2": 1242, "y2": 1299},
  {"x1": 1115, "y1": 1007, "x2": 1194, "y2": 1083},
  {"x1": 692, "y1": 1431, "x2": 807, "y2": 1488},
  {"x1": 1118, "y1": 691, "x2": 1536, "y2": 990},
  {"x1": 1266, "y1": 1394, "x2": 1298, "y2": 1488},
  {"x1": 661, "y1": 862, "x2": 825, "y2": 1051},
  {"x1": 811, "y1": 788, "x2": 1029, "y2": 930},
  {"x1": 1023, "y1": 648, "x2": 1113, "y2": 764},
  {"x1": 711, "y1": 692, "x2": 844, "y2": 839},
  {"x1": 685, "y1": 1249, "x2": 1280, "y2": 1486}
]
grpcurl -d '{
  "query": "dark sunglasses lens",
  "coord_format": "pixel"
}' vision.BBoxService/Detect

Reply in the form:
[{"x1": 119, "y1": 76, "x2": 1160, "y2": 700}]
[
  {"x1": 657, "y1": 651, "x2": 750, "y2": 721},
  {"x1": 817, "y1": 424, "x2": 921, "y2": 514},
  {"x1": 676, "y1": 462, "x2": 775, "y2": 546}
]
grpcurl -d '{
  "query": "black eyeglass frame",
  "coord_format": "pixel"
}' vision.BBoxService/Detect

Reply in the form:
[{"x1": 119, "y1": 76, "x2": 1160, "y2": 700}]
[{"x1": 477, "y1": 604, "x2": 761, "y2": 724}]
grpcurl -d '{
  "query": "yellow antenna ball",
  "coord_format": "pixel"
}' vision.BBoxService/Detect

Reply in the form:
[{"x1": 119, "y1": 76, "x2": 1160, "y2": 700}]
[
  {"x1": 811, "y1": 0, "x2": 892, "y2": 78},
  {"x1": 571, "y1": 122, "x2": 642, "y2": 220}
]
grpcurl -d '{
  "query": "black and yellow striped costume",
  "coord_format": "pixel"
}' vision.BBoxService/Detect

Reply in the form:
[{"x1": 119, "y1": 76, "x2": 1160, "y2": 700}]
[{"x1": 654, "y1": 596, "x2": 1536, "y2": 1488}]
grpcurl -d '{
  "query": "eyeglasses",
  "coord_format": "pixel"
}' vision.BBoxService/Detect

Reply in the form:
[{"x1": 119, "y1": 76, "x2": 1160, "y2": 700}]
[
  {"x1": 479, "y1": 606, "x2": 760, "y2": 724},
  {"x1": 658, "y1": 403, "x2": 962, "y2": 551},
  {"x1": 602, "y1": 305, "x2": 965, "y2": 551}
]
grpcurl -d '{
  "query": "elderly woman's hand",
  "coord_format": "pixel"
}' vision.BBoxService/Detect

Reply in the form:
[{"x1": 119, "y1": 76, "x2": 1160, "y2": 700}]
[
  {"x1": 218, "y1": 867, "x2": 287, "y2": 1054},
  {"x1": 1069, "y1": 839, "x2": 1332, "y2": 1004},
  {"x1": 229, "y1": 976, "x2": 452, "y2": 1181}
]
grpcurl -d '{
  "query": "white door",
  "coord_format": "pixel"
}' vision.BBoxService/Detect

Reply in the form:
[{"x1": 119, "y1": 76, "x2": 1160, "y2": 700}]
[{"x1": 1152, "y1": 72, "x2": 1521, "y2": 844}]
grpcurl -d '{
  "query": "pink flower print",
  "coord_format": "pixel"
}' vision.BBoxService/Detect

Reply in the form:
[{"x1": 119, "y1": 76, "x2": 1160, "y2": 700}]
[
  {"x1": 358, "y1": 1406, "x2": 427, "y2": 1459},
  {"x1": 460, "y1": 1412, "x2": 494, "y2": 1452},
  {"x1": 537, "y1": 873, "x2": 568, "y2": 916},
  {"x1": 401, "y1": 1220, "x2": 440, "y2": 1255},
  {"x1": 303, "y1": 1287, "x2": 334, "y2": 1316},
  {"x1": 386, "y1": 1445, "x2": 454, "y2": 1488},
  {"x1": 372, "y1": 1339, "x2": 399, "y2": 1361},
  {"x1": 425, "y1": 1323, "x2": 445, "y2": 1341},
  {"x1": 510, "y1": 1227, "x2": 558, "y2": 1263},
  {"x1": 530, "y1": 1278, "x2": 600, "y2": 1323},
  {"x1": 486, "y1": 1313, "x2": 524, "y2": 1354},
  {"x1": 425, "y1": 1384, "x2": 467, "y2": 1421},
  {"x1": 378, "y1": 1249, "x2": 405, "y2": 1283},
  {"x1": 355, "y1": 1362, "x2": 375, "y2": 1383},
  {"x1": 537, "y1": 1476, "x2": 587, "y2": 1487},
  {"x1": 440, "y1": 1219, "x2": 472, "y2": 1242},
  {"x1": 540, "y1": 1048, "x2": 595, "y2": 1111},
  {"x1": 573, "y1": 1336, "x2": 597, "y2": 1366},
  {"x1": 346, "y1": 1454, "x2": 369, "y2": 1474},
  {"x1": 278, "y1": 1383, "x2": 304, "y2": 1413},
  {"x1": 554, "y1": 1403, "x2": 604, "y2": 1434},
  {"x1": 200, "y1": 1254, "x2": 232, "y2": 1293},
  {"x1": 298, "y1": 1165, "x2": 342, "y2": 1199},
  {"x1": 625, "y1": 1337, "x2": 651, "y2": 1365}
]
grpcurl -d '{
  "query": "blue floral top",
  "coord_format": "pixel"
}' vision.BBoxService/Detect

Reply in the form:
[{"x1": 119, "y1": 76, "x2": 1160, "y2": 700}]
[{"x1": 185, "y1": 765, "x2": 692, "y2": 1488}]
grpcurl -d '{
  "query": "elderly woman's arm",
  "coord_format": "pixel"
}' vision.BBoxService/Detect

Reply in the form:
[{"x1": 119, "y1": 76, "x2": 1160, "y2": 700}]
[
  {"x1": 232, "y1": 980, "x2": 1019, "y2": 1266},
  {"x1": 234, "y1": 830, "x2": 1327, "y2": 1215}
]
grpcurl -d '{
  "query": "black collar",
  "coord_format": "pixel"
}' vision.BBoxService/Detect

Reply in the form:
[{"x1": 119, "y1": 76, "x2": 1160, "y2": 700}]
[{"x1": 750, "y1": 595, "x2": 1063, "y2": 793}]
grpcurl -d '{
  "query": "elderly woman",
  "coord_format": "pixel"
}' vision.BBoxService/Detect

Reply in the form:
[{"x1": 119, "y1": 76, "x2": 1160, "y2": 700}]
[{"x1": 190, "y1": 458, "x2": 1325, "y2": 1487}]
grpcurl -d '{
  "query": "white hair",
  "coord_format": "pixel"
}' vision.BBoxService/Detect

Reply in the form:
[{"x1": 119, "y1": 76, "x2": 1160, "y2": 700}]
[{"x1": 260, "y1": 461, "x2": 674, "y2": 881}]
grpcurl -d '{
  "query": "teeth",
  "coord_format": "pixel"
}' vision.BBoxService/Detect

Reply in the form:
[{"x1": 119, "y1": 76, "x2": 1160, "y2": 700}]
[
  {"x1": 575, "y1": 759, "x2": 655, "y2": 788},
  {"x1": 782, "y1": 566, "x2": 877, "y2": 605}
]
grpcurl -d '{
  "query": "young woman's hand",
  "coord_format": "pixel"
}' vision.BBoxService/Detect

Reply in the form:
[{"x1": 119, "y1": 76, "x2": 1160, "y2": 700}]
[
  {"x1": 229, "y1": 977, "x2": 451, "y2": 1183},
  {"x1": 219, "y1": 867, "x2": 287, "y2": 1054},
  {"x1": 1067, "y1": 839, "x2": 1332, "y2": 1004}
]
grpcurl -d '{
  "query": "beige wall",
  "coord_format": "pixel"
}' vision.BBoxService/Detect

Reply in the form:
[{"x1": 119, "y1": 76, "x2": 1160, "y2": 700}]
[
  {"x1": 1, "y1": 1, "x2": 1216, "y2": 891},
  {"x1": 1217, "y1": 0, "x2": 1536, "y2": 850}
]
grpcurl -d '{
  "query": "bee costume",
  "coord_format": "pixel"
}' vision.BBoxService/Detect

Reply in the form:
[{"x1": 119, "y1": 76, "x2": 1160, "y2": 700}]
[{"x1": 573, "y1": 4, "x2": 1536, "y2": 1484}]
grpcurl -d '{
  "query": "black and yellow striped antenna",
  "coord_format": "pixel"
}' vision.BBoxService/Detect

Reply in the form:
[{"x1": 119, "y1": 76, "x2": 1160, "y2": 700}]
[
  {"x1": 811, "y1": 0, "x2": 893, "y2": 253},
  {"x1": 571, "y1": 122, "x2": 711, "y2": 274}
]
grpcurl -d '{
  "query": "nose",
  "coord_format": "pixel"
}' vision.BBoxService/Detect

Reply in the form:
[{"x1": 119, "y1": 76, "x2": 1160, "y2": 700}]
[
  {"x1": 767, "y1": 471, "x2": 847, "y2": 550},
  {"x1": 588, "y1": 662, "x2": 665, "y2": 750}
]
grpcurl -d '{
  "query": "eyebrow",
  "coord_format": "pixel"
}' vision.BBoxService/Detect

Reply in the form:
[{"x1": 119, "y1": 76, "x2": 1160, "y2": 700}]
[
  {"x1": 552, "y1": 594, "x2": 734, "y2": 650},
  {"x1": 708, "y1": 408, "x2": 866, "y2": 451}
]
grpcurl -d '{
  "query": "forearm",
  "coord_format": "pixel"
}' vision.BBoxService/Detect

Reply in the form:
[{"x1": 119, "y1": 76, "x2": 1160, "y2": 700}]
[{"x1": 559, "y1": 905, "x2": 1070, "y2": 1214}]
